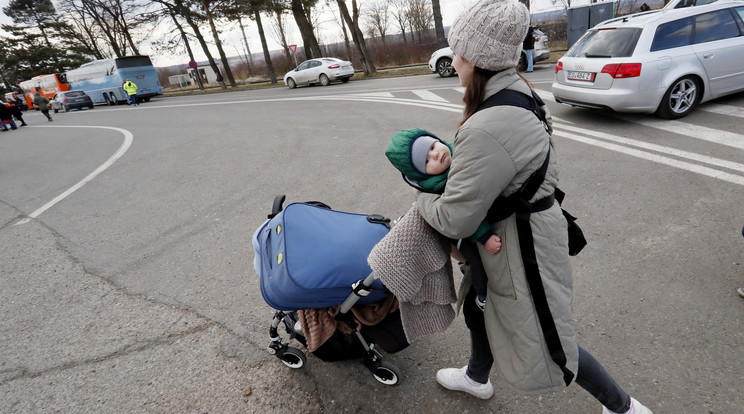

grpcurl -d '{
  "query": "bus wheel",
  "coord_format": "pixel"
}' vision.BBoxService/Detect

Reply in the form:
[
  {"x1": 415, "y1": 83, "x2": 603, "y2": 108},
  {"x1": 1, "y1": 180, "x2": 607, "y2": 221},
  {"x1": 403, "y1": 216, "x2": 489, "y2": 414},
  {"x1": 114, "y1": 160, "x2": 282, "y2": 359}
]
[
  {"x1": 104, "y1": 95, "x2": 112, "y2": 106},
  {"x1": 109, "y1": 92, "x2": 118, "y2": 105}
]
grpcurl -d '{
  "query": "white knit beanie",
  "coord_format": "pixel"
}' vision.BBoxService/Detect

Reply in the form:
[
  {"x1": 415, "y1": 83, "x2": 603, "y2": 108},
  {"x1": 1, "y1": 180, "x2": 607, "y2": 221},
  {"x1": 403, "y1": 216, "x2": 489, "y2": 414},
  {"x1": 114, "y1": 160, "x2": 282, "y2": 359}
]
[{"x1": 447, "y1": 0, "x2": 530, "y2": 71}]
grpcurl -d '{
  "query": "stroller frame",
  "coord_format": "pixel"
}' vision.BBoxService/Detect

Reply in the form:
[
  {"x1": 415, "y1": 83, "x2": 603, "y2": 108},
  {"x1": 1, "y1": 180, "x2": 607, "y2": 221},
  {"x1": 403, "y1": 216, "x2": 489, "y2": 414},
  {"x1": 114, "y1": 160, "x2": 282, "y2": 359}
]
[
  {"x1": 267, "y1": 272, "x2": 402, "y2": 386},
  {"x1": 260, "y1": 195, "x2": 402, "y2": 386}
]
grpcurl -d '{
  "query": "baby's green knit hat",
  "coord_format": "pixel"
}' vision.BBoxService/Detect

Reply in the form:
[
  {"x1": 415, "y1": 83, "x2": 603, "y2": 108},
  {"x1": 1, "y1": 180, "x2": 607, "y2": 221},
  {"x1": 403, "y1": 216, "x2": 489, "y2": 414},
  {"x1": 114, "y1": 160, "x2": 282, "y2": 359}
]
[{"x1": 385, "y1": 128, "x2": 452, "y2": 193}]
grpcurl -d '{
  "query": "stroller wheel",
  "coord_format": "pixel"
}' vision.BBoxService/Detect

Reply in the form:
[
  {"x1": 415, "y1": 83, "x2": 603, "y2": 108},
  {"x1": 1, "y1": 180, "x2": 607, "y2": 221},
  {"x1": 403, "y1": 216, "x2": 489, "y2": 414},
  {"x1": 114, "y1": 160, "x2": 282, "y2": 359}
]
[
  {"x1": 278, "y1": 347, "x2": 307, "y2": 369},
  {"x1": 372, "y1": 361, "x2": 401, "y2": 386}
]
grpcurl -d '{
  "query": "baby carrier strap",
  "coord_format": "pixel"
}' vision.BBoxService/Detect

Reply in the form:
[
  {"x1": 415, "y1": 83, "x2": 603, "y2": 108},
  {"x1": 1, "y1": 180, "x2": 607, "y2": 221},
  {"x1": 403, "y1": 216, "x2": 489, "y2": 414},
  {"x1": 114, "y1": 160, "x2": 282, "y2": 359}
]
[
  {"x1": 478, "y1": 88, "x2": 576, "y2": 386},
  {"x1": 477, "y1": 88, "x2": 550, "y2": 134}
]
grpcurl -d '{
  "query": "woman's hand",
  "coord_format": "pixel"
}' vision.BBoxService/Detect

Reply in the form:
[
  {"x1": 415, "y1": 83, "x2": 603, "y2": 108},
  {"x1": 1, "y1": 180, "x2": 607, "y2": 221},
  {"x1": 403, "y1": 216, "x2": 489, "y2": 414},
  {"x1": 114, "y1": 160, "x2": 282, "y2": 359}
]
[{"x1": 485, "y1": 234, "x2": 502, "y2": 254}]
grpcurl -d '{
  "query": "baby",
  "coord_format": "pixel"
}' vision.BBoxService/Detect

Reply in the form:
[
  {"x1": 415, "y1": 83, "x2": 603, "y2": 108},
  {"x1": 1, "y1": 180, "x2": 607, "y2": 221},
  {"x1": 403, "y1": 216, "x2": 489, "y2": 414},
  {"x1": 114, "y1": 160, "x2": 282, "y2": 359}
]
[{"x1": 385, "y1": 128, "x2": 501, "y2": 309}]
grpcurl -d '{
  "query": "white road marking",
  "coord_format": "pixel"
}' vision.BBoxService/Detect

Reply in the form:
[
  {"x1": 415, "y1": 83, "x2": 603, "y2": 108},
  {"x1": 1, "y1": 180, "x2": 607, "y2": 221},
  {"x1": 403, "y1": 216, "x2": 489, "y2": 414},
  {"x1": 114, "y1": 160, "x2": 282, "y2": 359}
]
[
  {"x1": 411, "y1": 89, "x2": 448, "y2": 102},
  {"x1": 627, "y1": 118, "x2": 744, "y2": 150},
  {"x1": 553, "y1": 121, "x2": 744, "y2": 173},
  {"x1": 346, "y1": 91, "x2": 394, "y2": 98},
  {"x1": 697, "y1": 102, "x2": 744, "y2": 118},
  {"x1": 14, "y1": 125, "x2": 134, "y2": 226},
  {"x1": 552, "y1": 128, "x2": 744, "y2": 186}
]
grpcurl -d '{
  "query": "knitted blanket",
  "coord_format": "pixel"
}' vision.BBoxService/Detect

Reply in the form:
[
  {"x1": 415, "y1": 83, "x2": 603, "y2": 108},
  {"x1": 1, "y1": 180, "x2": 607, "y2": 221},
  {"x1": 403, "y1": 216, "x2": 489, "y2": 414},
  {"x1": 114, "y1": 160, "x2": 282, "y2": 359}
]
[
  {"x1": 298, "y1": 294, "x2": 398, "y2": 352},
  {"x1": 368, "y1": 204, "x2": 456, "y2": 342}
]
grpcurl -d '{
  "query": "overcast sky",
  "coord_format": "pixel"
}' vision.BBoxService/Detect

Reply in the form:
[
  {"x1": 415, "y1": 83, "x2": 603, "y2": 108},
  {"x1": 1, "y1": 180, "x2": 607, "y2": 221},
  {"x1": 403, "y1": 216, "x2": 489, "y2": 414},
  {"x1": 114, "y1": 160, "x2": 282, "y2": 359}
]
[{"x1": 0, "y1": 0, "x2": 592, "y2": 69}]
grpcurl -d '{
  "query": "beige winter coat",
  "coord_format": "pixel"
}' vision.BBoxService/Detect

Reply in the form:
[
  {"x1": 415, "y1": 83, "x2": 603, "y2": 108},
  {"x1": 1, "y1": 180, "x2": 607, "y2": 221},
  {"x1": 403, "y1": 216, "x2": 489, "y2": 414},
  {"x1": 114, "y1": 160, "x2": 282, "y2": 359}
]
[{"x1": 416, "y1": 68, "x2": 579, "y2": 395}]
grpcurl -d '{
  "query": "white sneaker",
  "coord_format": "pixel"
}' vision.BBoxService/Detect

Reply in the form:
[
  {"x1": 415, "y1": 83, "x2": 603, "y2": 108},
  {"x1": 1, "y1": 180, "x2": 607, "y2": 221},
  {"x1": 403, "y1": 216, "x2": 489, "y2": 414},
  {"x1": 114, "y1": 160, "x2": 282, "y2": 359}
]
[
  {"x1": 602, "y1": 397, "x2": 653, "y2": 414},
  {"x1": 436, "y1": 366, "x2": 494, "y2": 399}
]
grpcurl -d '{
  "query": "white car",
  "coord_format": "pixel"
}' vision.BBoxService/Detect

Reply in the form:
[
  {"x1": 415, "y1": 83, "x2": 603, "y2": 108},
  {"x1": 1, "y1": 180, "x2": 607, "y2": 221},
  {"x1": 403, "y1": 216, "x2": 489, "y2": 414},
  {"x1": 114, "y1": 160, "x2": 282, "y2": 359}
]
[
  {"x1": 429, "y1": 28, "x2": 551, "y2": 77},
  {"x1": 283, "y1": 57, "x2": 354, "y2": 89},
  {"x1": 552, "y1": 1, "x2": 744, "y2": 118},
  {"x1": 664, "y1": 0, "x2": 742, "y2": 8}
]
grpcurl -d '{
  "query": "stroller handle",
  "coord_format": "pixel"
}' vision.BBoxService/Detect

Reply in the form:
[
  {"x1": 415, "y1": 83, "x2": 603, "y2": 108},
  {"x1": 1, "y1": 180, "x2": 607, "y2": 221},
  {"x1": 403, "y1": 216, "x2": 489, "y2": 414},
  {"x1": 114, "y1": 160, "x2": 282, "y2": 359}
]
[{"x1": 340, "y1": 273, "x2": 376, "y2": 314}]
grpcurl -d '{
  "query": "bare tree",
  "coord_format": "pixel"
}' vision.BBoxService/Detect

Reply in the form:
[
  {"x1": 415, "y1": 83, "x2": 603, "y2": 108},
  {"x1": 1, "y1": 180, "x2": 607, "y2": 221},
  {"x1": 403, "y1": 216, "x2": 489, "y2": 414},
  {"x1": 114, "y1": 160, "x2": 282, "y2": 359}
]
[
  {"x1": 431, "y1": 0, "x2": 445, "y2": 48},
  {"x1": 267, "y1": 0, "x2": 293, "y2": 62},
  {"x1": 151, "y1": 0, "x2": 228, "y2": 88},
  {"x1": 406, "y1": 0, "x2": 432, "y2": 43},
  {"x1": 365, "y1": 0, "x2": 390, "y2": 45},
  {"x1": 336, "y1": 0, "x2": 376, "y2": 75},
  {"x1": 197, "y1": 0, "x2": 237, "y2": 87},
  {"x1": 390, "y1": 0, "x2": 408, "y2": 44},
  {"x1": 290, "y1": 0, "x2": 322, "y2": 58}
]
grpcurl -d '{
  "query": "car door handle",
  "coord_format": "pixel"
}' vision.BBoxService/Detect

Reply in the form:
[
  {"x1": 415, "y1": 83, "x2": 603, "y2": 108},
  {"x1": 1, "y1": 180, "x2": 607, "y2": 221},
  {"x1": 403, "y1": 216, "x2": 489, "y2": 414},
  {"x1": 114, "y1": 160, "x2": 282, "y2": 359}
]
[{"x1": 702, "y1": 53, "x2": 714, "y2": 59}]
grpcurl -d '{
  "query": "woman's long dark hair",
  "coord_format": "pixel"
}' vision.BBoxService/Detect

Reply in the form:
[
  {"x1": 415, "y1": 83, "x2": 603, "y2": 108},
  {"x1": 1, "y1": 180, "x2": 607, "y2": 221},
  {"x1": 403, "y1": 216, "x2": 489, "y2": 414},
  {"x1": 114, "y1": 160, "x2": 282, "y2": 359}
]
[{"x1": 459, "y1": 67, "x2": 533, "y2": 126}]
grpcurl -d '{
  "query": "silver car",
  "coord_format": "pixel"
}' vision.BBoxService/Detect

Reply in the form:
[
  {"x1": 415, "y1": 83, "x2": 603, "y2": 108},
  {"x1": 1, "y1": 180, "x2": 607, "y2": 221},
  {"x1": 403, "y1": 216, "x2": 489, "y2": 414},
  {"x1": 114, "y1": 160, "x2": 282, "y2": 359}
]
[
  {"x1": 283, "y1": 57, "x2": 354, "y2": 89},
  {"x1": 552, "y1": 1, "x2": 744, "y2": 118},
  {"x1": 429, "y1": 28, "x2": 551, "y2": 77},
  {"x1": 49, "y1": 90, "x2": 94, "y2": 113}
]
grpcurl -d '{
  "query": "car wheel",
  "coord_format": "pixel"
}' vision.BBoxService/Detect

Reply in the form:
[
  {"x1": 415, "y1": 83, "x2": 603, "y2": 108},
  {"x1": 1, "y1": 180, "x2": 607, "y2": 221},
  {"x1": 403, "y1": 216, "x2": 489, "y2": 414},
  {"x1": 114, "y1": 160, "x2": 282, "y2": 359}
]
[
  {"x1": 436, "y1": 57, "x2": 455, "y2": 77},
  {"x1": 518, "y1": 53, "x2": 528, "y2": 72},
  {"x1": 286, "y1": 77, "x2": 296, "y2": 89},
  {"x1": 53, "y1": 107, "x2": 58, "y2": 113},
  {"x1": 319, "y1": 74, "x2": 330, "y2": 86},
  {"x1": 655, "y1": 76, "x2": 700, "y2": 119},
  {"x1": 63, "y1": 105, "x2": 69, "y2": 112},
  {"x1": 88, "y1": 104, "x2": 94, "y2": 109}
]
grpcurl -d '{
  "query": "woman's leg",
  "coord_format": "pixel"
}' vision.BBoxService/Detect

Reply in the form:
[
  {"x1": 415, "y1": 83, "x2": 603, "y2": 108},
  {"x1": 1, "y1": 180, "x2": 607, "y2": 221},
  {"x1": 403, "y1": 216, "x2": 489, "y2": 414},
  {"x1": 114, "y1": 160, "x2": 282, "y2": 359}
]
[
  {"x1": 435, "y1": 285, "x2": 494, "y2": 399},
  {"x1": 576, "y1": 345, "x2": 631, "y2": 413},
  {"x1": 462, "y1": 286, "x2": 493, "y2": 383}
]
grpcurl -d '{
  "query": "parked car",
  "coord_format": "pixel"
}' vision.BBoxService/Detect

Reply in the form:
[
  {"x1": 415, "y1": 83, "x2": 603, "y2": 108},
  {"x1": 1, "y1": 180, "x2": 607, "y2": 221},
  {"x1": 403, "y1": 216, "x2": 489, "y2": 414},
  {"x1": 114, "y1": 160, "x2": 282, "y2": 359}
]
[
  {"x1": 552, "y1": 2, "x2": 744, "y2": 119},
  {"x1": 428, "y1": 28, "x2": 551, "y2": 77},
  {"x1": 283, "y1": 57, "x2": 354, "y2": 89},
  {"x1": 50, "y1": 90, "x2": 94, "y2": 113},
  {"x1": 664, "y1": 0, "x2": 741, "y2": 9}
]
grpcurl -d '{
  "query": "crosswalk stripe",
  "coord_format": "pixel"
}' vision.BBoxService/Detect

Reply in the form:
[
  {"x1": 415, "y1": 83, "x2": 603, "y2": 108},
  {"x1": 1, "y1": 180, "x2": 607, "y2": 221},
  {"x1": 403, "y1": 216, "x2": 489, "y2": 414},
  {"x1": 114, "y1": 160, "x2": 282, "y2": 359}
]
[
  {"x1": 553, "y1": 129, "x2": 744, "y2": 186},
  {"x1": 553, "y1": 121, "x2": 744, "y2": 173},
  {"x1": 697, "y1": 102, "x2": 744, "y2": 118},
  {"x1": 628, "y1": 118, "x2": 744, "y2": 150},
  {"x1": 347, "y1": 92, "x2": 394, "y2": 98},
  {"x1": 411, "y1": 89, "x2": 448, "y2": 102}
]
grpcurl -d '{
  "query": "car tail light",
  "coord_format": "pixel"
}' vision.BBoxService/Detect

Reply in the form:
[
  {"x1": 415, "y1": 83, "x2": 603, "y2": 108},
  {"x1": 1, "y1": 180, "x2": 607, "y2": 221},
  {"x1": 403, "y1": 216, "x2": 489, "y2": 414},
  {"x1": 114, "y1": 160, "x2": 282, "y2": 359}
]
[
  {"x1": 533, "y1": 34, "x2": 541, "y2": 42},
  {"x1": 327, "y1": 64, "x2": 340, "y2": 69},
  {"x1": 86, "y1": 96, "x2": 91, "y2": 99},
  {"x1": 555, "y1": 61, "x2": 563, "y2": 73},
  {"x1": 601, "y1": 63, "x2": 642, "y2": 78},
  {"x1": 63, "y1": 98, "x2": 69, "y2": 102}
]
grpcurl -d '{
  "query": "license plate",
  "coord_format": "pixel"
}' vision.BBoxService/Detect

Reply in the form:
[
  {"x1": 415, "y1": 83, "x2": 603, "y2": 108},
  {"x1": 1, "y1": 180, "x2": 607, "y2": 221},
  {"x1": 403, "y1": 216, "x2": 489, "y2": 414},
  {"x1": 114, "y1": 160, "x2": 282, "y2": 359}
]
[{"x1": 567, "y1": 71, "x2": 595, "y2": 82}]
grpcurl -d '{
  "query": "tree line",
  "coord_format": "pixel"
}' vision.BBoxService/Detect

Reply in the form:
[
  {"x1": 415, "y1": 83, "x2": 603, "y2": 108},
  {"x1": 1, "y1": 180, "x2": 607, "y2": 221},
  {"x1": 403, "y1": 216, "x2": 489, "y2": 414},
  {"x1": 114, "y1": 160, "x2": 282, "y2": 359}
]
[{"x1": 0, "y1": 0, "x2": 449, "y2": 92}]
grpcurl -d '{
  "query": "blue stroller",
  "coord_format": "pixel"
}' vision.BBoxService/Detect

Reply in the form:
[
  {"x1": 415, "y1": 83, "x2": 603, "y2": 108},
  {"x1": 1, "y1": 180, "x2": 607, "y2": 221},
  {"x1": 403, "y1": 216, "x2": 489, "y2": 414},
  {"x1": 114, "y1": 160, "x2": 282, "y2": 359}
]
[{"x1": 253, "y1": 195, "x2": 408, "y2": 386}]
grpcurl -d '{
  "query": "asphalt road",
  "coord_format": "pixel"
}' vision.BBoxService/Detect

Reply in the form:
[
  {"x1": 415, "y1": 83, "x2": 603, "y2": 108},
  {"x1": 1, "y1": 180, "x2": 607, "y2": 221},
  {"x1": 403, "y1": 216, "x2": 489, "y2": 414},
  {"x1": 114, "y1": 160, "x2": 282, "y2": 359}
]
[{"x1": 1, "y1": 66, "x2": 743, "y2": 413}]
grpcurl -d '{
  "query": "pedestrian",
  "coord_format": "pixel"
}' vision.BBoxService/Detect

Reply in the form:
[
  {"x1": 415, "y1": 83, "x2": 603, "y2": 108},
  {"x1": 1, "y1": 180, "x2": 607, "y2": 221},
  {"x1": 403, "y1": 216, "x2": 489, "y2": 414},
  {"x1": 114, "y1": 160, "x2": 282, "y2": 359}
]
[
  {"x1": 385, "y1": 128, "x2": 502, "y2": 309},
  {"x1": 122, "y1": 79, "x2": 139, "y2": 106},
  {"x1": 33, "y1": 92, "x2": 52, "y2": 122},
  {"x1": 14, "y1": 95, "x2": 26, "y2": 111},
  {"x1": 640, "y1": 3, "x2": 651, "y2": 11},
  {"x1": 523, "y1": 24, "x2": 535, "y2": 73},
  {"x1": 414, "y1": 1, "x2": 653, "y2": 413},
  {"x1": 8, "y1": 99, "x2": 28, "y2": 126},
  {"x1": 0, "y1": 103, "x2": 18, "y2": 130}
]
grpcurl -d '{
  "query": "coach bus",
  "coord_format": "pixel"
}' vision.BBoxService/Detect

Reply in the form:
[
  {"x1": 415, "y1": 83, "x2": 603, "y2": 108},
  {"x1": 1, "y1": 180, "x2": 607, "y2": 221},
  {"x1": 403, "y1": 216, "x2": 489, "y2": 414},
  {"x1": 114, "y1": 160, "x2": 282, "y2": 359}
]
[
  {"x1": 19, "y1": 74, "x2": 69, "y2": 109},
  {"x1": 65, "y1": 55, "x2": 163, "y2": 105}
]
